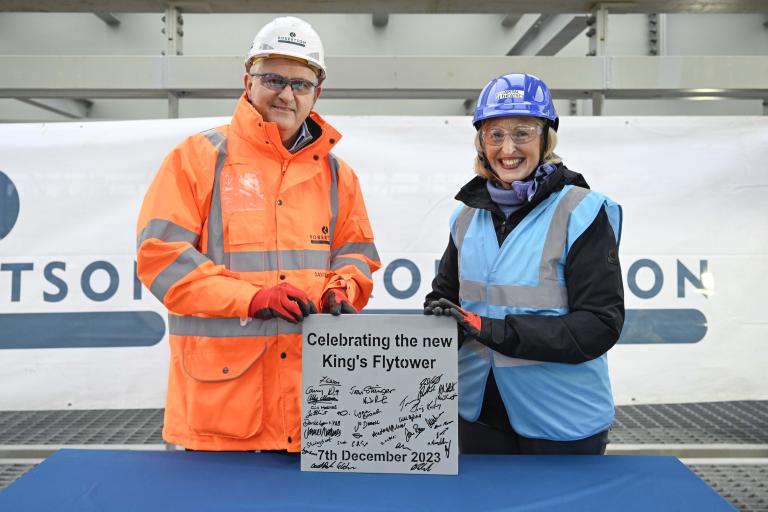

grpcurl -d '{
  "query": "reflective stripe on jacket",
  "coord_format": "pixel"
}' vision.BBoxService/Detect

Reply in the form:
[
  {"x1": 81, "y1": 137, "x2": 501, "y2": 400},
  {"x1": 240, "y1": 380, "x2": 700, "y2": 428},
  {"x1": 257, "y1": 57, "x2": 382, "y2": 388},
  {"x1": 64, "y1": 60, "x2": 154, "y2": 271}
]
[
  {"x1": 136, "y1": 94, "x2": 381, "y2": 451},
  {"x1": 451, "y1": 184, "x2": 622, "y2": 441}
]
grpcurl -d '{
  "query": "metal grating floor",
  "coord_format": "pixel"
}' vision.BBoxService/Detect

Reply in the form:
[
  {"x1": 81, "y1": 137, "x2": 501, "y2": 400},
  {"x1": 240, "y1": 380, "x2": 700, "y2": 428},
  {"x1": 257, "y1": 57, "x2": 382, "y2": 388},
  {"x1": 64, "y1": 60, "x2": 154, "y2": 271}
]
[
  {"x1": 0, "y1": 464, "x2": 35, "y2": 490},
  {"x1": 691, "y1": 465, "x2": 768, "y2": 512},
  {"x1": 0, "y1": 409, "x2": 163, "y2": 445},
  {"x1": 611, "y1": 401, "x2": 768, "y2": 445},
  {"x1": 0, "y1": 401, "x2": 766, "y2": 446}
]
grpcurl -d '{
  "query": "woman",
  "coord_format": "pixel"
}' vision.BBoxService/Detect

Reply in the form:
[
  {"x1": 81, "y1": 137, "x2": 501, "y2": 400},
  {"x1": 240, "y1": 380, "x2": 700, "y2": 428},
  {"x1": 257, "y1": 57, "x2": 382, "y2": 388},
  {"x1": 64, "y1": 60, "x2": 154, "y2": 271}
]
[{"x1": 425, "y1": 73, "x2": 624, "y2": 455}]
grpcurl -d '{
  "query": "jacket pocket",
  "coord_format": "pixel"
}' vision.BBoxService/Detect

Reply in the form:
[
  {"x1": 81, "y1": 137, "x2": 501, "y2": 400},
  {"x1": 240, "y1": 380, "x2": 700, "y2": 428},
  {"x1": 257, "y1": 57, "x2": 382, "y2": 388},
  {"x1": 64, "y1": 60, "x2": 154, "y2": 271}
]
[
  {"x1": 354, "y1": 216, "x2": 374, "y2": 240},
  {"x1": 227, "y1": 211, "x2": 266, "y2": 246},
  {"x1": 181, "y1": 340, "x2": 267, "y2": 439}
]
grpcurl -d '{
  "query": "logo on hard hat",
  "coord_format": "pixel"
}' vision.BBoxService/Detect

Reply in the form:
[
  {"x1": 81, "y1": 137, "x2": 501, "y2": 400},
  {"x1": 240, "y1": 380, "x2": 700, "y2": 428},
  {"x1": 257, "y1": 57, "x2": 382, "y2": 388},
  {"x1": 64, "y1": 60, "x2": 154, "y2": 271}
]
[
  {"x1": 495, "y1": 90, "x2": 524, "y2": 101},
  {"x1": 278, "y1": 33, "x2": 307, "y2": 48},
  {"x1": 0, "y1": 170, "x2": 20, "y2": 240}
]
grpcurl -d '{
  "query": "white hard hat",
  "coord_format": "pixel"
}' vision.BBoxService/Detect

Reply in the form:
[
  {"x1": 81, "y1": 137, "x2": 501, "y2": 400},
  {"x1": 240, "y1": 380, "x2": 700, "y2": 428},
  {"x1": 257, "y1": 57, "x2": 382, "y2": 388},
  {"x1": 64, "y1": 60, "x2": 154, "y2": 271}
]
[{"x1": 245, "y1": 16, "x2": 326, "y2": 81}]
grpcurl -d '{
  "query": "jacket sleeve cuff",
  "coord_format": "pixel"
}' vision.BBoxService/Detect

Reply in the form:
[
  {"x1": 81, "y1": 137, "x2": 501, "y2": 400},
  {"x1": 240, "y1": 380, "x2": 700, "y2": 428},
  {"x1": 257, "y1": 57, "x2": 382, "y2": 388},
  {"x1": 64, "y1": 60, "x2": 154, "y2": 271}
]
[
  {"x1": 479, "y1": 316, "x2": 494, "y2": 343},
  {"x1": 476, "y1": 317, "x2": 520, "y2": 357},
  {"x1": 238, "y1": 284, "x2": 262, "y2": 319}
]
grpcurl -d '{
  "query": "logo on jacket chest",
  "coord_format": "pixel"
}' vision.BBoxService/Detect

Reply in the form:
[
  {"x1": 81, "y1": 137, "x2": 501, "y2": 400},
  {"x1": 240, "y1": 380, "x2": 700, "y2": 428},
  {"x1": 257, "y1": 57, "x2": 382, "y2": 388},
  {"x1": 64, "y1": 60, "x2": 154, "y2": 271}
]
[{"x1": 310, "y1": 225, "x2": 330, "y2": 245}]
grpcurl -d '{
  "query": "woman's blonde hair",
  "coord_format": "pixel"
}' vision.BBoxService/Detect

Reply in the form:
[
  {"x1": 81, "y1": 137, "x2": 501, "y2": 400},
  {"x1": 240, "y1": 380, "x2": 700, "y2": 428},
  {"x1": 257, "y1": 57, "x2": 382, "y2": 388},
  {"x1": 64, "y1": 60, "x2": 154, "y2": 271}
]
[{"x1": 473, "y1": 118, "x2": 561, "y2": 180}]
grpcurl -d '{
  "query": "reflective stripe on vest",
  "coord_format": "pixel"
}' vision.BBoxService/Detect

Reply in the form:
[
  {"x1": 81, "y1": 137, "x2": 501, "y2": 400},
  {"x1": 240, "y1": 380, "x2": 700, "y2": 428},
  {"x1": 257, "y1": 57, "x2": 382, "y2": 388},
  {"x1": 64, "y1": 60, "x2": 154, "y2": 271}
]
[
  {"x1": 168, "y1": 314, "x2": 303, "y2": 337},
  {"x1": 331, "y1": 241, "x2": 380, "y2": 261},
  {"x1": 150, "y1": 246, "x2": 210, "y2": 305},
  {"x1": 325, "y1": 153, "x2": 375, "y2": 275},
  {"x1": 136, "y1": 219, "x2": 200, "y2": 250},
  {"x1": 228, "y1": 249, "x2": 330, "y2": 273},
  {"x1": 328, "y1": 152, "x2": 339, "y2": 243},
  {"x1": 332, "y1": 257, "x2": 371, "y2": 278},
  {"x1": 202, "y1": 128, "x2": 228, "y2": 267},
  {"x1": 452, "y1": 205, "x2": 475, "y2": 268}
]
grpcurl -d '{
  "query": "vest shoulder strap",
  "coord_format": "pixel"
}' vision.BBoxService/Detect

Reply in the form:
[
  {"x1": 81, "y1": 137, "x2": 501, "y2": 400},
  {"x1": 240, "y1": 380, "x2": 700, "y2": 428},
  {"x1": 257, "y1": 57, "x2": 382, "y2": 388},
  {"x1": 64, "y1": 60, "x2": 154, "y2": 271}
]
[{"x1": 452, "y1": 205, "x2": 476, "y2": 249}]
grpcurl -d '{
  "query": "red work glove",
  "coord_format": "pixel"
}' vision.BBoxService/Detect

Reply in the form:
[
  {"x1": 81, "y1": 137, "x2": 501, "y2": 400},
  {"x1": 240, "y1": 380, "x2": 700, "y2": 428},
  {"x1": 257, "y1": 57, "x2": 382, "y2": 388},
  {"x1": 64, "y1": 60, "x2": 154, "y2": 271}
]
[
  {"x1": 425, "y1": 298, "x2": 484, "y2": 340},
  {"x1": 248, "y1": 283, "x2": 317, "y2": 323},
  {"x1": 321, "y1": 288, "x2": 357, "y2": 315}
]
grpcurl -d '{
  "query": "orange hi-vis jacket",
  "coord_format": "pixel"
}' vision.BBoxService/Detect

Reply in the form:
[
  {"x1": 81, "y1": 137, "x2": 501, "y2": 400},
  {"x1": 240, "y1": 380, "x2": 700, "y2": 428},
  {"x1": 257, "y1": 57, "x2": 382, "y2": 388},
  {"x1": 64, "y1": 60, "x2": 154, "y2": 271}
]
[{"x1": 136, "y1": 94, "x2": 381, "y2": 451}]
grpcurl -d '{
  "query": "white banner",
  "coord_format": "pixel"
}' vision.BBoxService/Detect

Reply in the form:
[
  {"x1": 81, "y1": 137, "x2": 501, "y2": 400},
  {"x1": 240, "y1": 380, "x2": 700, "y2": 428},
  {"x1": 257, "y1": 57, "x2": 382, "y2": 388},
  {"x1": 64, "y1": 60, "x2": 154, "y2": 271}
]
[{"x1": 0, "y1": 115, "x2": 766, "y2": 410}]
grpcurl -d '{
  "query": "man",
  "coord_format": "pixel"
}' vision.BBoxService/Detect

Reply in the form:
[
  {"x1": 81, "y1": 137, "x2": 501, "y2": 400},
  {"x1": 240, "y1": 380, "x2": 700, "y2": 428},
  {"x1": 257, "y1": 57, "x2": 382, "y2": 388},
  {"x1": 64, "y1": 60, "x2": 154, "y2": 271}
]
[{"x1": 136, "y1": 16, "x2": 380, "y2": 452}]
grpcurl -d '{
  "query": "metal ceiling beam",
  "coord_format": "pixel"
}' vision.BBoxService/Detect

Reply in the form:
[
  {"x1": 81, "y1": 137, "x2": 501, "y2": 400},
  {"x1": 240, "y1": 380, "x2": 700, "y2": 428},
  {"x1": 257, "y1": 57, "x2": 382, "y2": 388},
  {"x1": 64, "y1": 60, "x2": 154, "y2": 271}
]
[
  {"x1": 647, "y1": 13, "x2": 668, "y2": 55},
  {"x1": 501, "y1": 14, "x2": 522, "y2": 29},
  {"x1": 162, "y1": 6, "x2": 184, "y2": 56},
  {"x1": 93, "y1": 12, "x2": 120, "y2": 26},
  {"x1": 15, "y1": 98, "x2": 93, "y2": 119},
  {"x1": 2, "y1": 0, "x2": 766, "y2": 13},
  {"x1": 536, "y1": 16, "x2": 588, "y2": 56},
  {"x1": 372, "y1": 13, "x2": 389, "y2": 27},
  {"x1": 505, "y1": 14, "x2": 588, "y2": 57},
  {"x1": 507, "y1": 14, "x2": 556, "y2": 55},
  {"x1": 1, "y1": 55, "x2": 766, "y2": 100}
]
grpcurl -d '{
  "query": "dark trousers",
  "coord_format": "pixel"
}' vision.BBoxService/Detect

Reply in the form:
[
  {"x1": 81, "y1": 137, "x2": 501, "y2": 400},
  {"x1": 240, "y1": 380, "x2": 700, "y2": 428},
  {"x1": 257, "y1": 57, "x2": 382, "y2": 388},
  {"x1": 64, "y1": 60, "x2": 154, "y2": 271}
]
[{"x1": 459, "y1": 417, "x2": 609, "y2": 455}]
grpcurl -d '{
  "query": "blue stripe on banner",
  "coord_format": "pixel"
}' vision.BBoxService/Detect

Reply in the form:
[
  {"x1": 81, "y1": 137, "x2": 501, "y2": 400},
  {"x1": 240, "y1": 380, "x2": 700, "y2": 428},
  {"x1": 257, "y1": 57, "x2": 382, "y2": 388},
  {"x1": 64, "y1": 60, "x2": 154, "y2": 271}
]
[
  {"x1": 0, "y1": 309, "x2": 705, "y2": 348},
  {"x1": 363, "y1": 308, "x2": 708, "y2": 344},
  {"x1": 618, "y1": 309, "x2": 707, "y2": 344},
  {"x1": 0, "y1": 311, "x2": 166, "y2": 349}
]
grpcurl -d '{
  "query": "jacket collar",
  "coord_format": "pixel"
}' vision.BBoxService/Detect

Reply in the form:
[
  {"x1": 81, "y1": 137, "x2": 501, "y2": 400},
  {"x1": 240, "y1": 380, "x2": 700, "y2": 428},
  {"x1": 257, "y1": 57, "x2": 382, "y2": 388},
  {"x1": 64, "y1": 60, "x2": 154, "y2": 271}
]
[
  {"x1": 456, "y1": 163, "x2": 591, "y2": 214},
  {"x1": 229, "y1": 93, "x2": 341, "y2": 160}
]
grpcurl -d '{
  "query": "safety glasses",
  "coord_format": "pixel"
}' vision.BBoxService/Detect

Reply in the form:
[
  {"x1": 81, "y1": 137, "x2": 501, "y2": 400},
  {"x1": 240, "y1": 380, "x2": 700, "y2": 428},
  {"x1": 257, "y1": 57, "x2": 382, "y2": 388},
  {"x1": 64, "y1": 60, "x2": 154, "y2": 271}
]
[
  {"x1": 250, "y1": 72, "x2": 318, "y2": 95},
  {"x1": 482, "y1": 124, "x2": 543, "y2": 146}
]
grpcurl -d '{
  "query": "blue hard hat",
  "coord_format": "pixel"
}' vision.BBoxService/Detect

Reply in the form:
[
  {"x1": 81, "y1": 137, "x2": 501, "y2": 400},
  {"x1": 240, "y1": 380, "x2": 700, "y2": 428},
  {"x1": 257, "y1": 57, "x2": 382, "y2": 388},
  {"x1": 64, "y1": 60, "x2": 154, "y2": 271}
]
[{"x1": 473, "y1": 73, "x2": 559, "y2": 131}]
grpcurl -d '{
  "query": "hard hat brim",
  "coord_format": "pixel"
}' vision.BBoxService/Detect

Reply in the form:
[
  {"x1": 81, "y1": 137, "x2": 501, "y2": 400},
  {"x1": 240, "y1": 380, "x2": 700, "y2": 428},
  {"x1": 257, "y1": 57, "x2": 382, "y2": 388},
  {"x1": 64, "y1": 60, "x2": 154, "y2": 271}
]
[{"x1": 245, "y1": 52, "x2": 326, "y2": 81}]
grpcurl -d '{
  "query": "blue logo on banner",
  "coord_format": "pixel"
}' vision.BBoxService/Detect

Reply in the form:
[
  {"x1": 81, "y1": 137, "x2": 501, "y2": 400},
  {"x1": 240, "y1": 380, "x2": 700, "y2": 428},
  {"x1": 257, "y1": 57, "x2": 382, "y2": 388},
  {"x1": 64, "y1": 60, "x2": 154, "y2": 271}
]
[
  {"x1": 0, "y1": 171, "x2": 20, "y2": 240},
  {"x1": 0, "y1": 173, "x2": 168, "y2": 349}
]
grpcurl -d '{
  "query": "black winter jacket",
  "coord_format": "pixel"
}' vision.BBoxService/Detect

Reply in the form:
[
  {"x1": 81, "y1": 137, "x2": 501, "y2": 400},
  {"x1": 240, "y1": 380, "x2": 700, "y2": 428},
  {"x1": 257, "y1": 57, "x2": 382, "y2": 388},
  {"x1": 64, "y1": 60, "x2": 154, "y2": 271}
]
[{"x1": 425, "y1": 163, "x2": 625, "y2": 365}]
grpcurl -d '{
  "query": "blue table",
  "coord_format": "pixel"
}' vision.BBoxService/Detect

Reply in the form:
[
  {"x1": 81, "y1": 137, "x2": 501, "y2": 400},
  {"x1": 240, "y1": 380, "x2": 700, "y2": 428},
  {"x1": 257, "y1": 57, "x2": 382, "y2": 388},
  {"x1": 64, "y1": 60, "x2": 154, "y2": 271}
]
[{"x1": 0, "y1": 449, "x2": 732, "y2": 511}]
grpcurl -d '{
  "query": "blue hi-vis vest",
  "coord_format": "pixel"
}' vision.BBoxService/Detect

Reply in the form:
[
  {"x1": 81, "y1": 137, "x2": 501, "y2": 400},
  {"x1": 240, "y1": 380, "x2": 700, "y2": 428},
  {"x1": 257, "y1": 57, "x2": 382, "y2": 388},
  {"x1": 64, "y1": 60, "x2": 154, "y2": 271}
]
[{"x1": 450, "y1": 185, "x2": 622, "y2": 441}]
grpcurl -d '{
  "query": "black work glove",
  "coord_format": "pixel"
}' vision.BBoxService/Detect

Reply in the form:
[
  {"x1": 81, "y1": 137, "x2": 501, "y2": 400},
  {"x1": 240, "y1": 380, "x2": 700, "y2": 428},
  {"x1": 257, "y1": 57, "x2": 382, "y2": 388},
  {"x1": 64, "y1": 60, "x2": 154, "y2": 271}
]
[
  {"x1": 249, "y1": 283, "x2": 317, "y2": 323},
  {"x1": 321, "y1": 288, "x2": 357, "y2": 315},
  {"x1": 425, "y1": 298, "x2": 489, "y2": 348}
]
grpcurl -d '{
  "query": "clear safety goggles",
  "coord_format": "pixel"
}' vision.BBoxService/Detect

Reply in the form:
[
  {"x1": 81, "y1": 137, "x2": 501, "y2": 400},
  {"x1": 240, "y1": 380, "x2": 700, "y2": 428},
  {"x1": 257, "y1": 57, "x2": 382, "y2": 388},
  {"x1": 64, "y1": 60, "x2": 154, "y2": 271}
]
[
  {"x1": 482, "y1": 124, "x2": 543, "y2": 146},
  {"x1": 250, "y1": 72, "x2": 318, "y2": 95}
]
